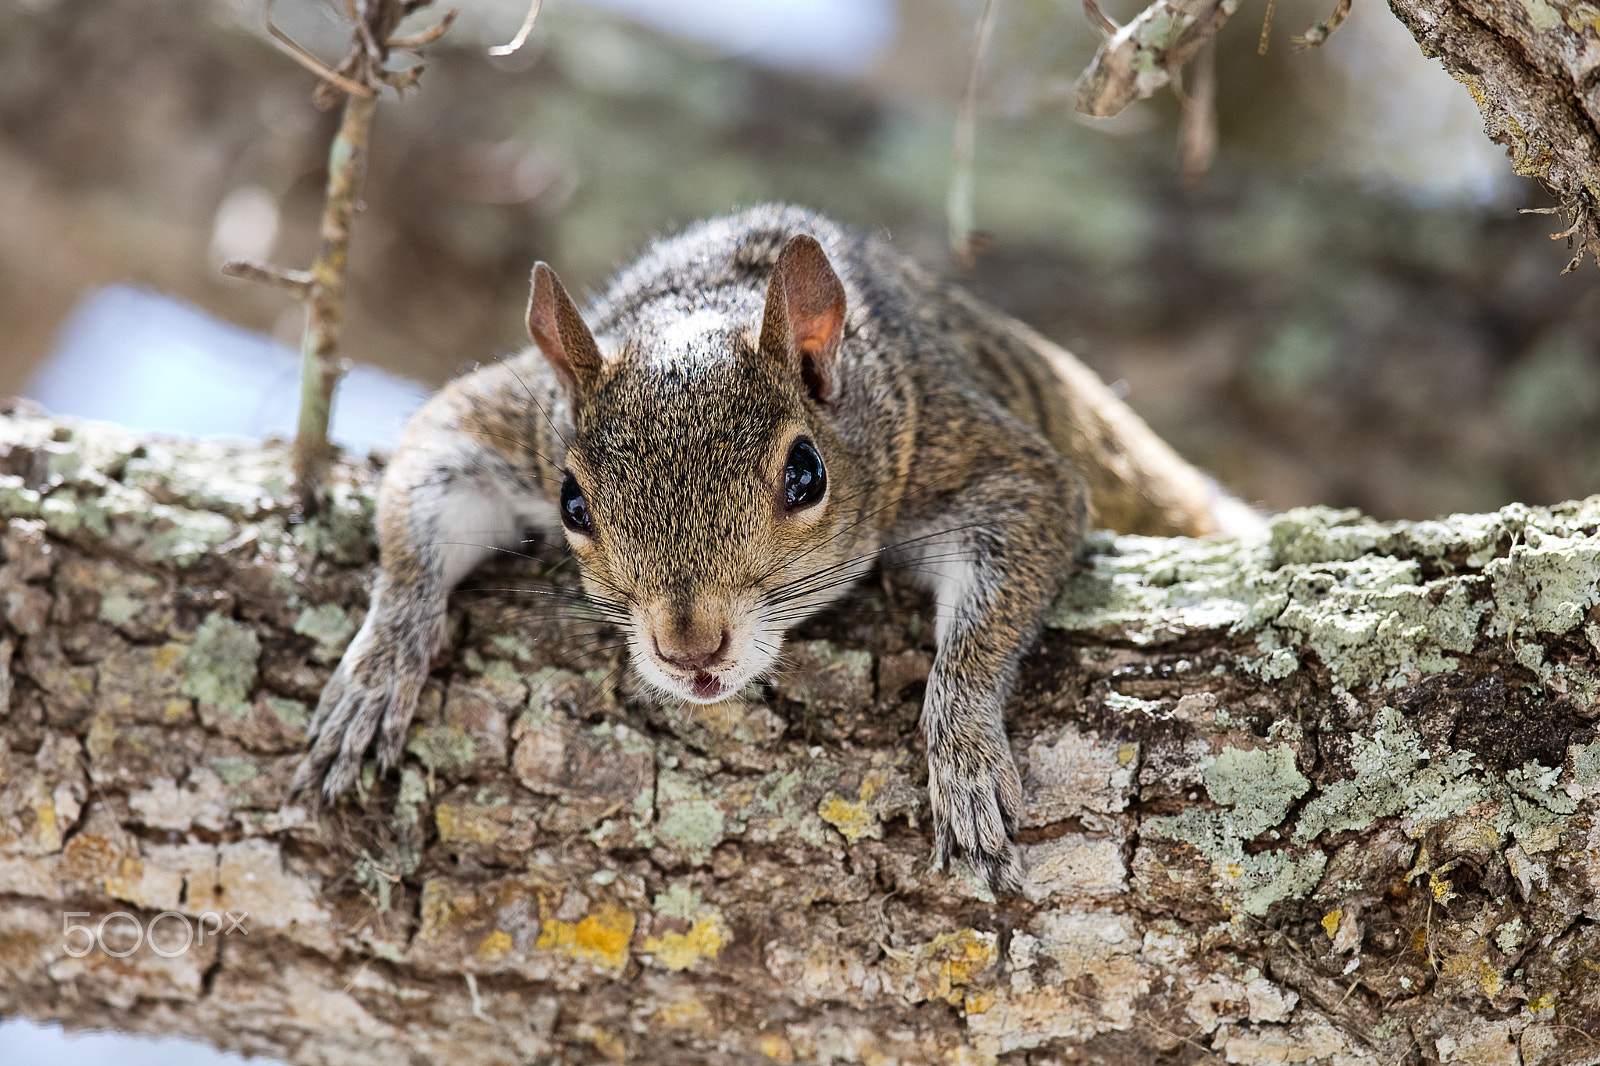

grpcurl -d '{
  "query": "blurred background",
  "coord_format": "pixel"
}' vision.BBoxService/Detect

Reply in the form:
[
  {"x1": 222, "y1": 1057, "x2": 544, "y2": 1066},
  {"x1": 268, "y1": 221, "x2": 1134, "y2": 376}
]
[{"x1": 0, "y1": 0, "x2": 1595, "y2": 1059}]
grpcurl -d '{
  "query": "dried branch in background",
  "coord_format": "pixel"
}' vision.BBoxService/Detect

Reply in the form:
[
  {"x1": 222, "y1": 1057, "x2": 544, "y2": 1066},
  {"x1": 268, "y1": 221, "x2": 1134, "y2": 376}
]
[
  {"x1": 1386, "y1": 0, "x2": 1600, "y2": 272},
  {"x1": 1071, "y1": 0, "x2": 1599, "y2": 270},
  {"x1": 222, "y1": 0, "x2": 455, "y2": 514},
  {"x1": 1177, "y1": 40, "x2": 1218, "y2": 184},
  {"x1": 1292, "y1": 0, "x2": 1353, "y2": 50},
  {"x1": 489, "y1": 0, "x2": 544, "y2": 57},
  {"x1": 948, "y1": 0, "x2": 1003, "y2": 264},
  {"x1": 1073, "y1": 0, "x2": 1241, "y2": 118}
]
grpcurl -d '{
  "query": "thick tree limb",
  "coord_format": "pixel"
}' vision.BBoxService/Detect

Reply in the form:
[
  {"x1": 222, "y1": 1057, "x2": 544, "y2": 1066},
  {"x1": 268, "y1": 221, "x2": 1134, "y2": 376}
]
[{"x1": 1, "y1": 404, "x2": 1598, "y2": 1064}]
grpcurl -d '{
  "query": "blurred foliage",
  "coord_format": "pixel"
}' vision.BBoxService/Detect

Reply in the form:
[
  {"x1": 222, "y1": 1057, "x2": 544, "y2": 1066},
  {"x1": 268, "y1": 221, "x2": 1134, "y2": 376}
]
[{"x1": 0, "y1": 0, "x2": 1595, "y2": 519}]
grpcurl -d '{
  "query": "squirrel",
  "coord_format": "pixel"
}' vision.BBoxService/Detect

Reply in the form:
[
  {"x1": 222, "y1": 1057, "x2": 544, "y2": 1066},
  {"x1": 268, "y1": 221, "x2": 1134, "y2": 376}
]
[{"x1": 293, "y1": 204, "x2": 1257, "y2": 892}]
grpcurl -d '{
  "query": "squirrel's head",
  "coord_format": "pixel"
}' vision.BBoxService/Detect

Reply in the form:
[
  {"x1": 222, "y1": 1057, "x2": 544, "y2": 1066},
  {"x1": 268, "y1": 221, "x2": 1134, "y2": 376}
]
[{"x1": 526, "y1": 235, "x2": 867, "y2": 705}]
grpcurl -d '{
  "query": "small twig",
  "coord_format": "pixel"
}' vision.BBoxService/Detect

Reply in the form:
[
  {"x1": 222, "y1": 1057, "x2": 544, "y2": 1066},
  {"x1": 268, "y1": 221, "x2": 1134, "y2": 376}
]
[
  {"x1": 261, "y1": 0, "x2": 373, "y2": 99},
  {"x1": 464, "y1": 973, "x2": 490, "y2": 1022},
  {"x1": 1524, "y1": 203, "x2": 1593, "y2": 271},
  {"x1": 390, "y1": 8, "x2": 457, "y2": 50},
  {"x1": 220, "y1": 260, "x2": 314, "y2": 298},
  {"x1": 1258, "y1": 0, "x2": 1278, "y2": 54},
  {"x1": 225, "y1": 0, "x2": 453, "y2": 513},
  {"x1": 489, "y1": 0, "x2": 544, "y2": 57},
  {"x1": 1292, "y1": 0, "x2": 1353, "y2": 50},
  {"x1": 949, "y1": 0, "x2": 1003, "y2": 265},
  {"x1": 293, "y1": 86, "x2": 379, "y2": 508},
  {"x1": 1074, "y1": 0, "x2": 1243, "y2": 118},
  {"x1": 1179, "y1": 39, "x2": 1218, "y2": 184},
  {"x1": 1083, "y1": 0, "x2": 1119, "y2": 37}
]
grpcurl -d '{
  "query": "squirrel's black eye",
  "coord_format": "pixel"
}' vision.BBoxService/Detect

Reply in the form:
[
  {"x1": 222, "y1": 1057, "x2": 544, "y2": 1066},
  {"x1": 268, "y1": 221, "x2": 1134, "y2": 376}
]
[
  {"x1": 783, "y1": 438, "x2": 826, "y2": 511},
  {"x1": 560, "y1": 473, "x2": 593, "y2": 535}
]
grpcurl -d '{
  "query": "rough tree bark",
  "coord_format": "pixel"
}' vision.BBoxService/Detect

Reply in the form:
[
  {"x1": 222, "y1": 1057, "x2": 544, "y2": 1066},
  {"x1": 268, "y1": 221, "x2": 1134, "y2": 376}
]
[
  {"x1": 2, "y1": 402, "x2": 1598, "y2": 1065},
  {"x1": 1075, "y1": 0, "x2": 1600, "y2": 270}
]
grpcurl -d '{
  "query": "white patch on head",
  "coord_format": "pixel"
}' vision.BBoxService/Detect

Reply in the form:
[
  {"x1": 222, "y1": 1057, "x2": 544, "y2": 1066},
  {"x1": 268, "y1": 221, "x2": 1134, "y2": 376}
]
[{"x1": 638, "y1": 308, "x2": 740, "y2": 369}]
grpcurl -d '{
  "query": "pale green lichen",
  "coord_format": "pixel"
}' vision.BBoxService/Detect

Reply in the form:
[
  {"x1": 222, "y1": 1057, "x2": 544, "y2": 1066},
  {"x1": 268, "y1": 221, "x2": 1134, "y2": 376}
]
[
  {"x1": 1052, "y1": 499, "x2": 1600, "y2": 693},
  {"x1": 291, "y1": 482, "x2": 374, "y2": 565},
  {"x1": 1294, "y1": 708, "x2": 1485, "y2": 843},
  {"x1": 1292, "y1": 708, "x2": 1578, "y2": 852},
  {"x1": 1520, "y1": 0, "x2": 1563, "y2": 30},
  {"x1": 406, "y1": 724, "x2": 476, "y2": 773},
  {"x1": 1494, "y1": 916, "x2": 1527, "y2": 955},
  {"x1": 653, "y1": 881, "x2": 701, "y2": 920},
  {"x1": 180, "y1": 611, "x2": 260, "y2": 720},
  {"x1": 1146, "y1": 745, "x2": 1322, "y2": 916},
  {"x1": 1574, "y1": 742, "x2": 1600, "y2": 788},
  {"x1": 116, "y1": 500, "x2": 236, "y2": 568},
  {"x1": 96, "y1": 584, "x2": 142, "y2": 627},
  {"x1": 0, "y1": 475, "x2": 41, "y2": 517},
  {"x1": 123, "y1": 442, "x2": 290, "y2": 516},
  {"x1": 489, "y1": 634, "x2": 537, "y2": 662},
  {"x1": 210, "y1": 756, "x2": 259, "y2": 787},
  {"x1": 655, "y1": 769, "x2": 726, "y2": 863},
  {"x1": 264, "y1": 696, "x2": 309, "y2": 733},
  {"x1": 294, "y1": 604, "x2": 356, "y2": 662}
]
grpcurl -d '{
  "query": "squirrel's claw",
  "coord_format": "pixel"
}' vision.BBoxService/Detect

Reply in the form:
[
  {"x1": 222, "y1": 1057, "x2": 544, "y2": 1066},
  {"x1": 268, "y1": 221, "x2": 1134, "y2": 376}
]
[
  {"x1": 929, "y1": 751, "x2": 1024, "y2": 895},
  {"x1": 291, "y1": 605, "x2": 437, "y2": 805}
]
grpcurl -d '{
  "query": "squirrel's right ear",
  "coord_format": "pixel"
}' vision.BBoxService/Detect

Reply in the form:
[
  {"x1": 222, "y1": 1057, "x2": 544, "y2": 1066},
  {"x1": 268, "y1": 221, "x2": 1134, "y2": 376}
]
[
  {"x1": 527, "y1": 263, "x2": 604, "y2": 395},
  {"x1": 760, "y1": 235, "x2": 847, "y2": 404}
]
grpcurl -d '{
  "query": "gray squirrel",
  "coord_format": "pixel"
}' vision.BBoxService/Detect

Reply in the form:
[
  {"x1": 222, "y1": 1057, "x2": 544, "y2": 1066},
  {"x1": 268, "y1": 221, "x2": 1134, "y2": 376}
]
[{"x1": 294, "y1": 205, "x2": 1256, "y2": 891}]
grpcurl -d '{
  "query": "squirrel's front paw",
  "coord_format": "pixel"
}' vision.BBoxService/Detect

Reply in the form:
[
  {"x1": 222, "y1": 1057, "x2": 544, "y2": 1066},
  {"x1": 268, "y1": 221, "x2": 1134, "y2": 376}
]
[
  {"x1": 927, "y1": 742, "x2": 1024, "y2": 894},
  {"x1": 292, "y1": 609, "x2": 439, "y2": 803}
]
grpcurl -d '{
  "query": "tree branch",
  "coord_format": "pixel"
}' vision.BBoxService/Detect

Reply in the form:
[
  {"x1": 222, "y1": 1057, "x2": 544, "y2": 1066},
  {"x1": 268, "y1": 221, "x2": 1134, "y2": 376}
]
[
  {"x1": 1072, "y1": 0, "x2": 1600, "y2": 269},
  {"x1": 1, "y1": 404, "x2": 1597, "y2": 1063}
]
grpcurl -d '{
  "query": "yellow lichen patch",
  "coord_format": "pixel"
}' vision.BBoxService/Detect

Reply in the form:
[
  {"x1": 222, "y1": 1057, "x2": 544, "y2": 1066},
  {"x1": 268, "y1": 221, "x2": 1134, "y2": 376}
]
[
  {"x1": 574, "y1": 1023, "x2": 627, "y2": 1063},
  {"x1": 1431, "y1": 873, "x2": 1456, "y2": 905},
  {"x1": 913, "y1": 929, "x2": 999, "y2": 1006},
  {"x1": 1117, "y1": 743, "x2": 1137, "y2": 766},
  {"x1": 102, "y1": 856, "x2": 144, "y2": 899},
  {"x1": 642, "y1": 912, "x2": 727, "y2": 970},
  {"x1": 32, "y1": 799, "x2": 59, "y2": 852},
  {"x1": 652, "y1": 997, "x2": 712, "y2": 1031},
  {"x1": 1518, "y1": 825, "x2": 1562, "y2": 854},
  {"x1": 536, "y1": 902, "x2": 635, "y2": 970},
  {"x1": 1321, "y1": 909, "x2": 1342, "y2": 940},
  {"x1": 435, "y1": 804, "x2": 501, "y2": 846},
  {"x1": 818, "y1": 772, "x2": 889, "y2": 843},
  {"x1": 945, "y1": 1046, "x2": 998, "y2": 1066},
  {"x1": 817, "y1": 794, "x2": 873, "y2": 842},
  {"x1": 163, "y1": 699, "x2": 190, "y2": 720},
  {"x1": 1440, "y1": 947, "x2": 1504, "y2": 999},
  {"x1": 476, "y1": 929, "x2": 513, "y2": 961},
  {"x1": 964, "y1": 989, "x2": 995, "y2": 1015},
  {"x1": 759, "y1": 1034, "x2": 795, "y2": 1061}
]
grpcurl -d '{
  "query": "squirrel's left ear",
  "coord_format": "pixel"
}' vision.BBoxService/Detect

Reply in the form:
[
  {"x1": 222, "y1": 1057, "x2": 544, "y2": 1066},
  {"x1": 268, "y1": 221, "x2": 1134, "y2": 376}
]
[
  {"x1": 527, "y1": 262, "x2": 604, "y2": 396},
  {"x1": 760, "y1": 234, "x2": 847, "y2": 404}
]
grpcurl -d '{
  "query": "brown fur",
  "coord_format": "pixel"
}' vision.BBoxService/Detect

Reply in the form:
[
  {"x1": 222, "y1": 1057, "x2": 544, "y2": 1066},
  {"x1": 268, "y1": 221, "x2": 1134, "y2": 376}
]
[{"x1": 294, "y1": 206, "x2": 1253, "y2": 892}]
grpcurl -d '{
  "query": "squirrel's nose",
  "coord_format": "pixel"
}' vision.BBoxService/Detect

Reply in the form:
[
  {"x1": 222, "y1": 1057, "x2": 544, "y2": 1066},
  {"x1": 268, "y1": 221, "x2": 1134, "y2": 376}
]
[{"x1": 653, "y1": 628, "x2": 730, "y2": 672}]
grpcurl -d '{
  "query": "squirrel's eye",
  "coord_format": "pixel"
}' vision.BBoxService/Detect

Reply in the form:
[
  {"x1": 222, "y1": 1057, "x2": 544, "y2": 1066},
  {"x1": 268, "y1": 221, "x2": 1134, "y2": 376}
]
[
  {"x1": 560, "y1": 473, "x2": 593, "y2": 535},
  {"x1": 783, "y1": 438, "x2": 826, "y2": 511}
]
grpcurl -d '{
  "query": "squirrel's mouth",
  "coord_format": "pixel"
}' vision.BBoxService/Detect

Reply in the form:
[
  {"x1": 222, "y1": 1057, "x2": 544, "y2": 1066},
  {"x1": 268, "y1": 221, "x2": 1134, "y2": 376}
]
[{"x1": 687, "y1": 673, "x2": 727, "y2": 702}]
